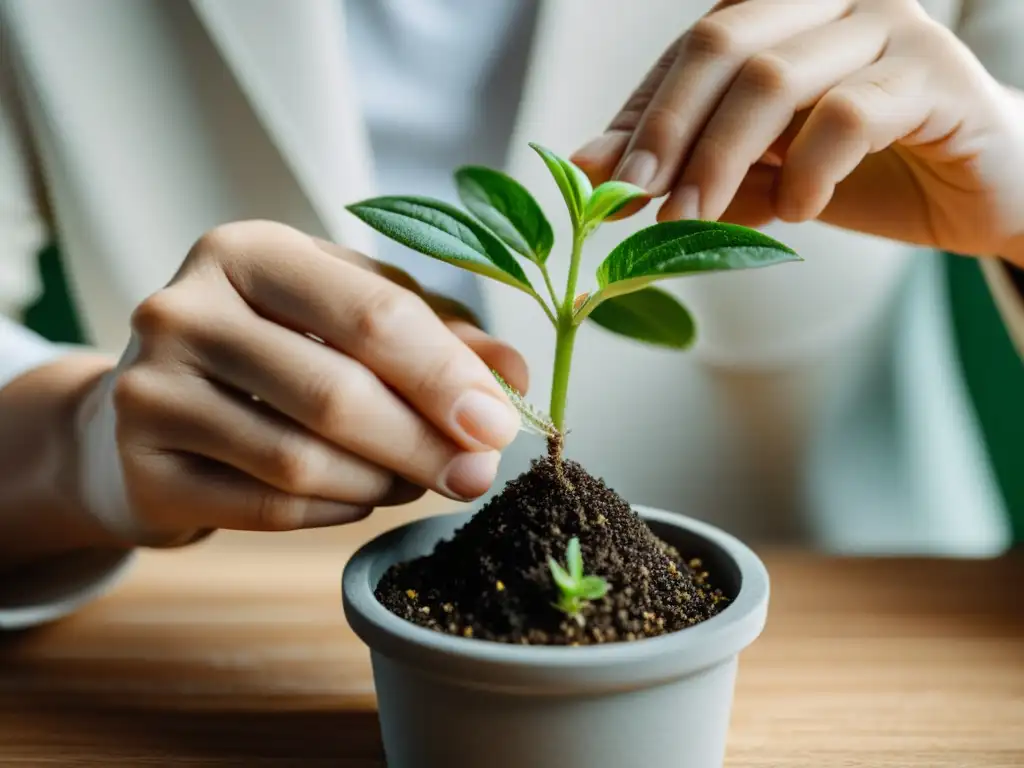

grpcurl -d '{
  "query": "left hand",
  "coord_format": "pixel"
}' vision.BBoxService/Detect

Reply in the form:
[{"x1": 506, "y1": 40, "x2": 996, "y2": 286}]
[{"x1": 572, "y1": 0, "x2": 1024, "y2": 267}]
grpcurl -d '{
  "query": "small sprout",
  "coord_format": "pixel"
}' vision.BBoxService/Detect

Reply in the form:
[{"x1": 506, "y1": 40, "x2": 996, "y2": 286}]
[
  {"x1": 442, "y1": 603, "x2": 454, "y2": 613},
  {"x1": 495, "y1": 580, "x2": 506, "y2": 592},
  {"x1": 548, "y1": 537, "x2": 609, "y2": 625},
  {"x1": 419, "y1": 606, "x2": 430, "y2": 615},
  {"x1": 462, "y1": 627, "x2": 474, "y2": 638}
]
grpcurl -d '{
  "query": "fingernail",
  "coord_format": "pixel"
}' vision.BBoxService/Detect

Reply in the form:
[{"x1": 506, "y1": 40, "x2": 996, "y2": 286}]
[
  {"x1": 760, "y1": 150, "x2": 783, "y2": 168},
  {"x1": 573, "y1": 132, "x2": 625, "y2": 166},
  {"x1": 674, "y1": 185, "x2": 701, "y2": 220},
  {"x1": 452, "y1": 390, "x2": 520, "y2": 450},
  {"x1": 440, "y1": 450, "x2": 501, "y2": 500},
  {"x1": 615, "y1": 149, "x2": 659, "y2": 190}
]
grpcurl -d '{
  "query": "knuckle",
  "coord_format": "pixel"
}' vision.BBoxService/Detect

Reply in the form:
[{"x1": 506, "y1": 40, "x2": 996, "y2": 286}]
[
  {"x1": 686, "y1": 18, "x2": 740, "y2": 59},
  {"x1": 111, "y1": 368, "x2": 161, "y2": 416},
  {"x1": 305, "y1": 372, "x2": 349, "y2": 435},
  {"x1": 818, "y1": 91, "x2": 869, "y2": 135},
  {"x1": 351, "y1": 286, "x2": 426, "y2": 346},
  {"x1": 638, "y1": 106, "x2": 686, "y2": 150},
  {"x1": 264, "y1": 437, "x2": 321, "y2": 495},
  {"x1": 739, "y1": 53, "x2": 793, "y2": 98},
  {"x1": 189, "y1": 221, "x2": 261, "y2": 262},
  {"x1": 895, "y1": 17, "x2": 955, "y2": 54},
  {"x1": 130, "y1": 290, "x2": 190, "y2": 338}
]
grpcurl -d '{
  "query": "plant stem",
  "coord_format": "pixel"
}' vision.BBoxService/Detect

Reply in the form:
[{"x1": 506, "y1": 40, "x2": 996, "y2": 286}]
[
  {"x1": 561, "y1": 231, "x2": 585, "y2": 319},
  {"x1": 532, "y1": 292, "x2": 557, "y2": 325},
  {"x1": 549, "y1": 230, "x2": 585, "y2": 434},
  {"x1": 549, "y1": 319, "x2": 577, "y2": 432},
  {"x1": 539, "y1": 264, "x2": 560, "y2": 315}
]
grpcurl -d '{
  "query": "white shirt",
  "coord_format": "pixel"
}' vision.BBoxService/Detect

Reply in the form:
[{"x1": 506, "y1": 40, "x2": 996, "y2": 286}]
[{"x1": 343, "y1": 0, "x2": 538, "y2": 323}]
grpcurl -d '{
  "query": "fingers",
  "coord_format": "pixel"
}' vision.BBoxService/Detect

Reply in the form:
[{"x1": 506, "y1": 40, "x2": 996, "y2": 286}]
[
  {"x1": 126, "y1": 452, "x2": 378, "y2": 533},
  {"x1": 776, "y1": 57, "x2": 931, "y2": 222},
  {"x1": 447, "y1": 320, "x2": 530, "y2": 395},
  {"x1": 659, "y1": 13, "x2": 889, "y2": 222},
  {"x1": 716, "y1": 164, "x2": 780, "y2": 229},
  {"x1": 162, "y1": 304, "x2": 504, "y2": 502},
  {"x1": 210, "y1": 225, "x2": 521, "y2": 456},
  {"x1": 315, "y1": 235, "x2": 525, "y2": 392},
  {"x1": 115, "y1": 366, "x2": 420, "y2": 507},
  {"x1": 600, "y1": 0, "x2": 854, "y2": 196},
  {"x1": 570, "y1": 41, "x2": 677, "y2": 184}
]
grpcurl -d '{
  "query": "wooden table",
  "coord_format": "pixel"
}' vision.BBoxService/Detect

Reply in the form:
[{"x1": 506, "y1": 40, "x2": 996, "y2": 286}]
[{"x1": 2, "y1": 496, "x2": 1023, "y2": 767}]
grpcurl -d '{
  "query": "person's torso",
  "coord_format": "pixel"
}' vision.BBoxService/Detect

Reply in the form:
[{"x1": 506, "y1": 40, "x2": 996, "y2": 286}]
[{"x1": 2, "y1": 0, "x2": 1010, "y2": 554}]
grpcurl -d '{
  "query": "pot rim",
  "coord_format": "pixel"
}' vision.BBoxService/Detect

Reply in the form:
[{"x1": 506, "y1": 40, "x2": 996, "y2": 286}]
[{"x1": 342, "y1": 506, "x2": 769, "y2": 694}]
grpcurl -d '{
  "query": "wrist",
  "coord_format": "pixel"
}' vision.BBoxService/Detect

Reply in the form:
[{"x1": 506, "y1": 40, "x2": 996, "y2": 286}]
[{"x1": 0, "y1": 353, "x2": 126, "y2": 569}]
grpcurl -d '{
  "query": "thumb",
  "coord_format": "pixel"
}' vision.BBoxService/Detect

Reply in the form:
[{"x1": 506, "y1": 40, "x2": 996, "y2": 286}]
[
  {"x1": 570, "y1": 39, "x2": 680, "y2": 186},
  {"x1": 569, "y1": 0, "x2": 751, "y2": 188}
]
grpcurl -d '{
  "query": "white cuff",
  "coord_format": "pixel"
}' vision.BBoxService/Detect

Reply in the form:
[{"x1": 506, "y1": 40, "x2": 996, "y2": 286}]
[{"x1": 0, "y1": 548, "x2": 135, "y2": 630}]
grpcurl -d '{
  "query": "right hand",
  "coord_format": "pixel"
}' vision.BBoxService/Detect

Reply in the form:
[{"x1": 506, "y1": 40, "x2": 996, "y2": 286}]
[{"x1": 75, "y1": 221, "x2": 527, "y2": 546}]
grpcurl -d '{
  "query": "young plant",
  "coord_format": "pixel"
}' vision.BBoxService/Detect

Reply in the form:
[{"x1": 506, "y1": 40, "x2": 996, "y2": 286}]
[
  {"x1": 548, "y1": 537, "x2": 608, "y2": 625},
  {"x1": 346, "y1": 143, "x2": 800, "y2": 443}
]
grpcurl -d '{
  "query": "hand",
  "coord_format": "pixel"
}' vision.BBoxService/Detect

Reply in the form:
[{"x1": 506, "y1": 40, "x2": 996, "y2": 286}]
[
  {"x1": 572, "y1": 0, "x2": 1024, "y2": 267},
  {"x1": 75, "y1": 221, "x2": 527, "y2": 547}
]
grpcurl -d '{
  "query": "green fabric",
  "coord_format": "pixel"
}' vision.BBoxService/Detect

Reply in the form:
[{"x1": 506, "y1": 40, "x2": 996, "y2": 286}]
[
  {"x1": 944, "y1": 253, "x2": 1024, "y2": 546},
  {"x1": 21, "y1": 242, "x2": 87, "y2": 344}
]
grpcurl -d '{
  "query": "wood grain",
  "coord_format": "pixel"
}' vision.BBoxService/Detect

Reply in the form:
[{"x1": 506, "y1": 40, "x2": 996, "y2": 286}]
[{"x1": 1, "y1": 496, "x2": 1022, "y2": 767}]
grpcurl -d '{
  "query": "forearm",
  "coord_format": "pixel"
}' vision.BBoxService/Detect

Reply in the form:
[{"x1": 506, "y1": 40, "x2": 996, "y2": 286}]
[{"x1": 0, "y1": 353, "x2": 126, "y2": 571}]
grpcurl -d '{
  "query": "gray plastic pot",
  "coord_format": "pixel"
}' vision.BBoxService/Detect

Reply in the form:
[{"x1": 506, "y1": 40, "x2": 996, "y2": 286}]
[{"x1": 342, "y1": 506, "x2": 769, "y2": 768}]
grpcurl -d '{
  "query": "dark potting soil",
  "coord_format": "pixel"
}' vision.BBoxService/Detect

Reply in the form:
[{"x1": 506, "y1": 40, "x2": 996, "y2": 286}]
[{"x1": 375, "y1": 449, "x2": 729, "y2": 645}]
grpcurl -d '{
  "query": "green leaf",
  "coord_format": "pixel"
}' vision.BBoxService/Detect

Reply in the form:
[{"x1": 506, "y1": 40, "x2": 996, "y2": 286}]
[
  {"x1": 454, "y1": 166, "x2": 554, "y2": 264},
  {"x1": 566, "y1": 537, "x2": 583, "y2": 582},
  {"x1": 583, "y1": 181, "x2": 649, "y2": 228},
  {"x1": 346, "y1": 196, "x2": 534, "y2": 292},
  {"x1": 529, "y1": 143, "x2": 593, "y2": 226},
  {"x1": 596, "y1": 220, "x2": 801, "y2": 298},
  {"x1": 548, "y1": 557, "x2": 576, "y2": 594},
  {"x1": 583, "y1": 287, "x2": 696, "y2": 349},
  {"x1": 577, "y1": 576, "x2": 609, "y2": 601}
]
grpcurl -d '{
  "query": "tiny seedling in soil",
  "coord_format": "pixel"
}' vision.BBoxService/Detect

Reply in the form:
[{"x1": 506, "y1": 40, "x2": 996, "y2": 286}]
[
  {"x1": 548, "y1": 537, "x2": 609, "y2": 626},
  {"x1": 349, "y1": 143, "x2": 799, "y2": 645}
]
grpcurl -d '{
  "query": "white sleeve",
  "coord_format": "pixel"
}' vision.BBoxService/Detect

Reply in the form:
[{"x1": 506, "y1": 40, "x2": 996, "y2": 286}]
[
  {"x1": 0, "y1": 312, "x2": 63, "y2": 387},
  {"x1": 0, "y1": 316, "x2": 136, "y2": 630}
]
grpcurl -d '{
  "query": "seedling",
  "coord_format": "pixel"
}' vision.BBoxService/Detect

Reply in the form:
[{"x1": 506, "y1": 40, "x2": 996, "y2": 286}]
[
  {"x1": 548, "y1": 537, "x2": 608, "y2": 625},
  {"x1": 347, "y1": 143, "x2": 800, "y2": 446}
]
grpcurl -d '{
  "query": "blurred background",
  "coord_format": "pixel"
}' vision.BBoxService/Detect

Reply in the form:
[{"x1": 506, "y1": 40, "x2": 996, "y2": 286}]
[{"x1": 3, "y1": 0, "x2": 1021, "y2": 557}]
